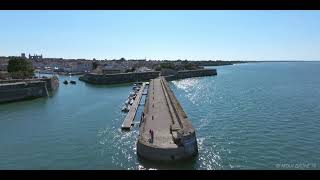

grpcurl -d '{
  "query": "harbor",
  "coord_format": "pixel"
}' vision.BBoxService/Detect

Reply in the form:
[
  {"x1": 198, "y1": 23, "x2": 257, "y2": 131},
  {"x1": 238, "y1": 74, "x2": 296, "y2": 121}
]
[
  {"x1": 1, "y1": 10, "x2": 320, "y2": 170},
  {"x1": 0, "y1": 63, "x2": 320, "y2": 169}
]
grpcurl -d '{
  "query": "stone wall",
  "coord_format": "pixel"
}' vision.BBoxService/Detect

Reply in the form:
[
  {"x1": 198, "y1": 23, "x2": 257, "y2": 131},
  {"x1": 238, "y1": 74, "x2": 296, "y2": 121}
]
[
  {"x1": 79, "y1": 69, "x2": 217, "y2": 85},
  {"x1": 165, "y1": 69, "x2": 217, "y2": 81},
  {"x1": 137, "y1": 140, "x2": 196, "y2": 161},
  {"x1": 0, "y1": 76, "x2": 59, "y2": 92},
  {"x1": 0, "y1": 76, "x2": 59, "y2": 103},
  {"x1": 42, "y1": 76, "x2": 59, "y2": 91},
  {"x1": 0, "y1": 81, "x2": 48, "y2": 103},
  {"x1": 79, "y1": 71, "x2": 160, "y2": 84},
  {"x1": 160, "y1": 68, "x2": 177, "y2": 76}
]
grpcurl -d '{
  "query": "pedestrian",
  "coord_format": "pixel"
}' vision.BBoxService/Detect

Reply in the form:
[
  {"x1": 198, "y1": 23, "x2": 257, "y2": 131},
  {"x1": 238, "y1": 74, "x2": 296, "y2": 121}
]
[
  {"x1": 149, "y1": 129, "x2": 152, "y2": 143},
  {"x1": 151, "y1": 130, "x2": 154, "y2": 143}
]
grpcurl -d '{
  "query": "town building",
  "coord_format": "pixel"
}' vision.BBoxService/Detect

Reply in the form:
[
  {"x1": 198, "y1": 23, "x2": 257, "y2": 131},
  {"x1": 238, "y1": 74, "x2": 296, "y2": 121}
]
[{"x1": 29, "y1": 54, "x2": 43, "y2": 60}]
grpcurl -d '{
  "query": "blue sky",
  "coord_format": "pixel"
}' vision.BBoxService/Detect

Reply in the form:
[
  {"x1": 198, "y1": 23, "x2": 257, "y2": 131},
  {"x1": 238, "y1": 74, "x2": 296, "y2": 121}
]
[{"x1": 0, "y1": 10, "x2": 320, "y2": 61}]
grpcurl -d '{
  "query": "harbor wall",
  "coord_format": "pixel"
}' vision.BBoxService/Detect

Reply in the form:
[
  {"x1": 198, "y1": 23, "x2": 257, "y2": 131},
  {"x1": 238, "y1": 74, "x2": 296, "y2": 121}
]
[
  {"x1": 164, "y1": 69, "x2": 217, "y2": 81},
  {"x1": 137, "y1": 140, "x2": 197, "y2": 161},
  {"x1": 0, "y1": 81, "x2": 49, "y2": 103},
  {"x1": 0, "y1": 76, "x2": 59, "y2": 92},
  {"x1": 79, "y1": 69, "x2": 217, "y2": 85},
  {"x1": 137, "y1": 77, "x2": 198, "y2": 161},
  {"x1": 79, "y1": 71, "x2": 160, "y2": 84},
  {"x1": 0, "y1": 76, "x2": 59, "y2": 103},
  {"x1": 42, "y1": 76, "x2": 59, "y2": 91}
]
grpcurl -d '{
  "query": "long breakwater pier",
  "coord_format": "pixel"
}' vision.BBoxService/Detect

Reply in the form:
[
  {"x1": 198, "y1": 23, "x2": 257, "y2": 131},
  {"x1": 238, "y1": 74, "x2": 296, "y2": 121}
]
[
  {"x1": 117, "y1": 69, "x2": 217, "y2": 161},
  {"x1": 137, "y1": 77, "x2": 198, "y2": 161}
]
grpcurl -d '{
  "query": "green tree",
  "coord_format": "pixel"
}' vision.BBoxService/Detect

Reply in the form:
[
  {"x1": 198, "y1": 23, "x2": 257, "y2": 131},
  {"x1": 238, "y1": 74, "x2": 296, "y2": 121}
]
[
  {"x1": 154, "y1": 66, "x2": 161, "y2": 71},
  {"x1": 7, "y1": 57, "x2": 34, "y2": 79},
  {"x1": 160, "y1": 62, "x2": 176, "y2": 70},
  {"x1": 184, "y1": 62, "x2": 196, "y2": 70}
]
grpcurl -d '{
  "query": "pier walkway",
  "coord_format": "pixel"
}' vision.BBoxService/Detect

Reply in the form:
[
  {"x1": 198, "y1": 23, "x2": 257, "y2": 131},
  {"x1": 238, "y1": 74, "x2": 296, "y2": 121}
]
[
  {"x1": 137, "y1": 77, "x2": 198, "y2": 161},
  {"x1": 140, "y1": 78, "x2": 175, "y2": 147}
]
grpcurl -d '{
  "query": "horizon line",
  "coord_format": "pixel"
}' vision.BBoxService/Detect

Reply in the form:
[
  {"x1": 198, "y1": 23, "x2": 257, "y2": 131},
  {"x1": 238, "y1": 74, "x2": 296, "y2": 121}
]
[{"x1": 1, "y1": 54, "x2": 320, "y2": 62}]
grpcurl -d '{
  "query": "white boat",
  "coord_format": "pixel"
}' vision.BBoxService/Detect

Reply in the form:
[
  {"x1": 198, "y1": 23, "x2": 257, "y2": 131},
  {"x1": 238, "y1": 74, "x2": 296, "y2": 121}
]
[
  {"x1": 130, "y1": 99, "x2": 134, "y2": 105},
  {"x1": 129, "y1": 92, "x2": 135, "y2": 97},
  {"x1": 121, "y1": 105, "x2": 130, "y2": 112},
  {"x1": 125, "y1": 99, "x2": 130, "y2": 105}
]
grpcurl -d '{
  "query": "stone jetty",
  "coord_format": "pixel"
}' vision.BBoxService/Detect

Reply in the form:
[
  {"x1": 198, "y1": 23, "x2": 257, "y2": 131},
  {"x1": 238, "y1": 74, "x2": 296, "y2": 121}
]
[{"x1": 137, "y1": 77, "x2": 198, "y2": 161}]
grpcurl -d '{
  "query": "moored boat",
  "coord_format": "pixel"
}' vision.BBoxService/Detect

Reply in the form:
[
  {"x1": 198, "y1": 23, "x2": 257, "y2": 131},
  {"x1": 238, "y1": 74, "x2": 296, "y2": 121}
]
[
  {"x1": 121, "y1": 105, "x2": 130, "y2": 112},
  {"x1": 125, "y1": 99, "x2": 130, "y2": 105},
  {"x1": 129, "y1": 91, "x2": 135, "y2": 97}
]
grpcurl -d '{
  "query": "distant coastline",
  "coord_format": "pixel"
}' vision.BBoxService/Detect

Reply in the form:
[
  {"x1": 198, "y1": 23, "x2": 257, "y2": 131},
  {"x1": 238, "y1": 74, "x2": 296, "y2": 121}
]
[{"x1": 247, "y1": 60, "x2": 320, "y2": 63}]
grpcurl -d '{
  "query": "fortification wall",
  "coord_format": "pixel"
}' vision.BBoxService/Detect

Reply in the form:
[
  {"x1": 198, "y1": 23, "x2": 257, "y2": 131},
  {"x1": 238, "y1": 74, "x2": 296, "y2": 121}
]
[
  {"x1": 0, "y1": 81, "x2": 49, "y2": 103},
  {"x1": 0, "y1": 76, "x2": 59, "y2": 103},
  {"x1": 42, "y1": 76, "x2": 59, "y2": 91},
  {"x1": 80, "y1": 69, "x2": 217, "y2": 85},
  {"x1": 79, "y1": 71, "x2": 160, "y2": 84},
  {"x1": 0, "y1": 76, "x2": 59, "y2": 92},
  {"x1": 165, "y1": 69, "x2": 217, "y2": 81}
]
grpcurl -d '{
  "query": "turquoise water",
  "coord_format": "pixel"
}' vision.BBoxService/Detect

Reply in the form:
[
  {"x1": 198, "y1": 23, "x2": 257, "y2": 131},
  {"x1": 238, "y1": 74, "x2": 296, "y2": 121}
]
[{"x1": 0, "y1": 62, "x2": 320, "y2": 169}]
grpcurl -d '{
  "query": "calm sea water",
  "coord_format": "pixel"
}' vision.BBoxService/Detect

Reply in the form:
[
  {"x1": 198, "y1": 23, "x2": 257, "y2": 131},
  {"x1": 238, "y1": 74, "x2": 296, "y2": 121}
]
[{"x1": 0, "y1": 62, "x2": 320, "y2": 170}]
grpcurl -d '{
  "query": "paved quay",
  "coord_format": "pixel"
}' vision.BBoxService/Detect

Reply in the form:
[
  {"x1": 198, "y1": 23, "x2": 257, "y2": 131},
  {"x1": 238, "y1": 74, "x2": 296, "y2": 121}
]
[
  {"x1": 140, "y1": 78, "x2": 176, "y2": 147},
  {"x1": 137, "y1": 77, "x2": 198, "y2": 161}
]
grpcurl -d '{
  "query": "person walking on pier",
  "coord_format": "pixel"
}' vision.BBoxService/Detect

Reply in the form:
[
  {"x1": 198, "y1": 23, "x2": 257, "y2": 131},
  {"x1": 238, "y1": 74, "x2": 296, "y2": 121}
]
[
  {"x1": 149, "y1": 129, "x2": 154, "y2": 143},
  {"x1": 139, "y1": 112, "x2": 145, "y2": 127}
]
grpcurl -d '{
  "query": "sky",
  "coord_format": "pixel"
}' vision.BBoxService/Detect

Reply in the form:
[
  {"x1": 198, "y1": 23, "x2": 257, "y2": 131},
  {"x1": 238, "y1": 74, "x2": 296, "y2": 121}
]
[{"x1": 0, "y1": 10, "x2": 320, "y2": 61}]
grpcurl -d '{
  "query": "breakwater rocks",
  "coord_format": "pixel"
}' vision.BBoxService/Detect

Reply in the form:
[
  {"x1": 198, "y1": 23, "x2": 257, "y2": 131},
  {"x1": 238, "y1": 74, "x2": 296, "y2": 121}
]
[
  {"x1": 79, "y1": 69, "x2": 217, "y2": 85},
  {"x1": 164, "y1": 69, "x2": 217, "y2": 81},
  {"x1": 0, "y1": 76, "x2": 59, "y2": 103},
  {"x1": 79, "y1": 71, "x2": 160, "y2": 85}
]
